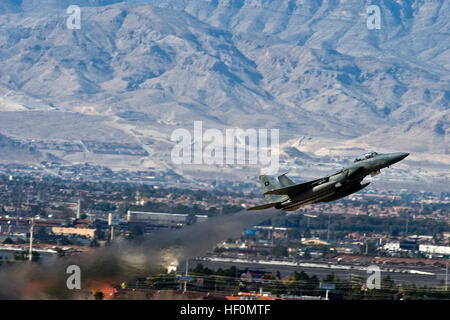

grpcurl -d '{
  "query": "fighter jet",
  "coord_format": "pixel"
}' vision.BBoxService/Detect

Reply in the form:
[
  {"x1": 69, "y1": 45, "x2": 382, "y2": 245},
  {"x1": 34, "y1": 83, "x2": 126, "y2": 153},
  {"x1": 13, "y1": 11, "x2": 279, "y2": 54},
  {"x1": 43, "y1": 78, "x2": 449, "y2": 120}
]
[{"x1": 248, "y1": 151, "x2": 409, "y2": 211}]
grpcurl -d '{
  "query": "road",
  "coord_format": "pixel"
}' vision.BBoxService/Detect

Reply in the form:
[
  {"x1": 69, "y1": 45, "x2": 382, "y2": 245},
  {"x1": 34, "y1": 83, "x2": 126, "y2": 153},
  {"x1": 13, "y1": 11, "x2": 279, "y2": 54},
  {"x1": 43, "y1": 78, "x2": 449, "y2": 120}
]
[{"x1": 192, "y1": 257, "x2": 446, "y2": 287}]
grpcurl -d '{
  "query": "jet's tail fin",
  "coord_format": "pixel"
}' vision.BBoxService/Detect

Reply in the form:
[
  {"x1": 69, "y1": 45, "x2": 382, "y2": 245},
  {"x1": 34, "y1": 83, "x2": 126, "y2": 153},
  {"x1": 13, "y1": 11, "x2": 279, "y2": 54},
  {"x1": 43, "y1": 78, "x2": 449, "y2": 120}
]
[
  {"x1": 259, "y1": 175, "x2": 289, "y2": 203},
  {"x1": 247, "y1": 175, "x2": 290, "y2": 211},
  {"x1": 278, "y1": 173, "x2": 295, "y2": 187}
]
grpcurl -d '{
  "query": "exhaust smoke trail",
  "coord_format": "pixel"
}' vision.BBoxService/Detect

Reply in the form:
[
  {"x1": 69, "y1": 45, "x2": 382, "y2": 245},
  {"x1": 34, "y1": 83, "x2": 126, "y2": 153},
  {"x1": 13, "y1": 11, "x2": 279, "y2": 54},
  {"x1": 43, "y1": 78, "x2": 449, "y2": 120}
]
[{"x1": 0, "y1": 209, "x2": 278, "y2": 299}]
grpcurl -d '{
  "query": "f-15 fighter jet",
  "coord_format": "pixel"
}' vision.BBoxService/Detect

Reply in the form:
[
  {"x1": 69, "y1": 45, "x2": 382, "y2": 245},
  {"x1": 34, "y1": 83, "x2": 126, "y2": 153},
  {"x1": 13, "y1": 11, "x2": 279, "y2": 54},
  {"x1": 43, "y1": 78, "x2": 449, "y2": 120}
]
[{"x1": 248, "y1": 152, "x2": 409, "y2": 211}]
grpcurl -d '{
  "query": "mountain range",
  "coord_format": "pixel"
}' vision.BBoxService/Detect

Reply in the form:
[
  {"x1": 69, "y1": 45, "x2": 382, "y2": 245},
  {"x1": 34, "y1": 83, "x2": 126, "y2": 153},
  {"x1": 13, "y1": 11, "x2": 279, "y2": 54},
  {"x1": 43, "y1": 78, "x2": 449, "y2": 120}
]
[{"x1": 0, "y1": 0, "x2": 448, "y2": 190}]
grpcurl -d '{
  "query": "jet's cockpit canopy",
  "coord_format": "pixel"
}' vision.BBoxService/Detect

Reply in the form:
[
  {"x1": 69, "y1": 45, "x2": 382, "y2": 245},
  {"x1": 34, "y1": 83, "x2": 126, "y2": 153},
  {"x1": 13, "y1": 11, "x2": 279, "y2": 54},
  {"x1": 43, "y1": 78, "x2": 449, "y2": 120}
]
[{"x1": 354, "y1": 151, "x2": 378, "y2": 162}]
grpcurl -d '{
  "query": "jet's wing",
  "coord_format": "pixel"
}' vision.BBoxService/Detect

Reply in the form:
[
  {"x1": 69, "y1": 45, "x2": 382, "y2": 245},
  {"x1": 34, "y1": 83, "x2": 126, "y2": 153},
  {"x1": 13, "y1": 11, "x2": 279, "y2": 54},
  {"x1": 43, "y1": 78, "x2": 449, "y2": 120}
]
[
  {"x1": 247, "y1": 202, "x2": 280, "y2": 211},
  {"x1": 346, "y1": 166, "x2": 366, "y2": 180},
  {"x1": 264, "y1": 178, "x2": 322, "y2": 196}
]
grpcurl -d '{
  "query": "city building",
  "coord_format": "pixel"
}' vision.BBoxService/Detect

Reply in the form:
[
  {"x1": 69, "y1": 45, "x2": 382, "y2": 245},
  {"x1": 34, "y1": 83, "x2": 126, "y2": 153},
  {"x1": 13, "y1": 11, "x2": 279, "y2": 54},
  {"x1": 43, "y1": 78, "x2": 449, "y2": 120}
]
[
  {"x1": 419, "y1": 245, "x2": 450, "y2": 256},
  {"x1": 51, "y1": 227, "x2": 96, "y2": 238}
]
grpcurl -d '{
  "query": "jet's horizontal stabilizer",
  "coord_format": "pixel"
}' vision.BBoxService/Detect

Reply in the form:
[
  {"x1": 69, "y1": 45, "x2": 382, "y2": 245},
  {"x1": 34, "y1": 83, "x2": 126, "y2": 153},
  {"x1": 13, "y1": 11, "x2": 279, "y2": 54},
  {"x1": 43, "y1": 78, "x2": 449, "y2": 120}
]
[{"x1": 247, "y1": 202, "x2": 280, "y2": 211}]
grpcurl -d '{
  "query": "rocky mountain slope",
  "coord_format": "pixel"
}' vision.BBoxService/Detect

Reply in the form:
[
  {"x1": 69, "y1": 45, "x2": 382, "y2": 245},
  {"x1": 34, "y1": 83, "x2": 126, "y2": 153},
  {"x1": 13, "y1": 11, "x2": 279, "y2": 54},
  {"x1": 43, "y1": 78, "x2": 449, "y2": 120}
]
[{"x1": 0, "y1": 0, "x2": 448, "y2": 188}]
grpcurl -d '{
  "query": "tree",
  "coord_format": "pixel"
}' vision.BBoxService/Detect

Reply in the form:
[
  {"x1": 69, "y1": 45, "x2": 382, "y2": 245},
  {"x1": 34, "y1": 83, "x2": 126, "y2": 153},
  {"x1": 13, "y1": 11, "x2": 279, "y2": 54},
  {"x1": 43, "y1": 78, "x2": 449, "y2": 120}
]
[
  {"x1": 58, "y1": 236, "x2": 73, "y2": 245},
  {"x1": 304, "y1": 229, "x2": 312, "y2": 238},
  {"x1": 130, "y1": 225, "x2": 143, "y2": 239},
  {"x1": 89, "y1": 239, "x2": 100, "y2": 247},
  {"x1": 56, "y1": 248, "x2": 66, "y2": 258},
  {"x1": 13, "y1": 251, "x2": 26, "y2": 261},
  {"x1": 271, "y1": 245, "x2": 288, "y2": 257},
  {"x1": 275, "y1": 271, "x2": 281, "y2": 280},
  {"x1": 94, "y1": 229, "x2": 105, "y2": 240},
  {"x1": 94, "y1": 291, "x2": 104, "y2": 300},
  {"x1": 37, "y1": 226, "x2": 47, "y2": 236},
  {"x1": 2, "y1": 237, "x2": 14, "y2": 244},
  {"x1": 31, "y1": 251, "x2": 40, "y2": 262},
  {"x1": 15, "y1": 238, "x2": 26, "y2": 244}
]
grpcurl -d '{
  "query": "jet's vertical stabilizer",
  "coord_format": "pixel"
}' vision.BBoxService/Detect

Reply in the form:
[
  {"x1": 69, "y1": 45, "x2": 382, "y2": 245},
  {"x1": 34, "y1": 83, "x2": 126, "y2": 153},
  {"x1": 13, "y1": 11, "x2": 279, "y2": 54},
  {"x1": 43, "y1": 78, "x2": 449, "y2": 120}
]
[
  {"x1": 259, "y1": 175, "x2": 288, "y2": 203},
  {"x1": 278, "y1": 173, "x2": 295, "y2": 187}
]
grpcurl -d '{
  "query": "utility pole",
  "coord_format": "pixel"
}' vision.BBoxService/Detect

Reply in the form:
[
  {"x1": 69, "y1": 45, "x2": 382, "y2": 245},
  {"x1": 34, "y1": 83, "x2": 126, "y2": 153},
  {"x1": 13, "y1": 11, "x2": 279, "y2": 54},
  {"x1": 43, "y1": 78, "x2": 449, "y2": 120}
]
[
  {"x1": 28, "y1": 218, "x2": 34, "y2": 262},
  {"x1": 184, "y1": 260, "x2": 189, "y2": 293},
  {"x1": 76, "y1": 199, "x2": 81, "y2": 219},
  {"x1": 327, "y1": 214, "x2": 331, "y2": 242},
  {"x1": 270, "y1": 226, "x2": 274, "y2": 245},
  {"x1": 348, "y1": 272, "x2": 352, "y2": 300},
  {"x1": 445, "y1": 260, "x2": 448, "y2": 291}
]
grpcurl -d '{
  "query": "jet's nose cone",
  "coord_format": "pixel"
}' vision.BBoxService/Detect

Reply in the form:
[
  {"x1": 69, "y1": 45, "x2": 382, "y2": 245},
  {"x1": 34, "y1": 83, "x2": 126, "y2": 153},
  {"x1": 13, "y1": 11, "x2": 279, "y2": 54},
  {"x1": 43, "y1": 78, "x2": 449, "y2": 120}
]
[
  {"x1": 397, "y1": 152, "x2": 409, "y2": 161},
  {"x1": 387, "y1": 152, "x2": 409, "y2": 165}
]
